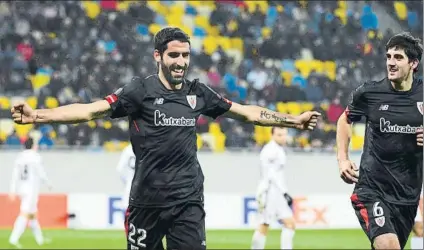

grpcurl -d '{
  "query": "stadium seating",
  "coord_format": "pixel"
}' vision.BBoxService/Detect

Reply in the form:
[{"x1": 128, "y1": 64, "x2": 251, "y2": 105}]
[
  {"x1": 0, "y1": 0, "x2": 422, "y2": 151},
  {"x1": 380, "y1": 1, "x2": 422, "y2": 36}
]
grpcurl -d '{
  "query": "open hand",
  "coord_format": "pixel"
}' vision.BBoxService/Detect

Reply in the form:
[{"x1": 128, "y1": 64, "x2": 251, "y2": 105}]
[
  {"x1": 296, "y1": 111, "x2": 321, "y2": 130},
  {"x1": 11, "y1": 102, "x2": 36, "y2": 124},
  {"x1": 338, "y1": 159, "x2": 359, "y2": 184}
]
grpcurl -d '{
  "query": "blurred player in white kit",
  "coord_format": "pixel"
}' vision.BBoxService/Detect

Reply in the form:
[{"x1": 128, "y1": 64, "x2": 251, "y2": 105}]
[
  {"x1": 8, "y1": 137, "x2": 52, "y2": 248},
  {"x1": 116, "y1": 144, "x2": 136, "y2": 209},
  {"x1": 251, "y1": 127, "x2": 295, "y2": 250},
  {"x1": 411, "y1": 193, "x2": 423, "y2": 249}
]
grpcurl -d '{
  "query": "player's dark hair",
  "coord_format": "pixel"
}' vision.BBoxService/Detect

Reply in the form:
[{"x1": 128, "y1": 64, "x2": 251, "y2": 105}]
[
  {"x1": 24, "y1": 137, "x2": 34, "y2": 149},
  {"x1": 154, "y1": 27, "x2": 190, "y2": 56},
  {"x1": 386, "y1": 32, "x2": 423, "y2": 72}
]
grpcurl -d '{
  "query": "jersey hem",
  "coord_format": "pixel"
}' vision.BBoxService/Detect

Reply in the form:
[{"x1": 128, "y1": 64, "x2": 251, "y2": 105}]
[
  {"x1": 379, "y1": 197, "x2": 420, "y2": 206},
  {"x1": 128, "y1": 198, "x2": 201, "y2": 208},
  {"x1": 353, "y1": 187, "x2": 420, "y2": 205}
]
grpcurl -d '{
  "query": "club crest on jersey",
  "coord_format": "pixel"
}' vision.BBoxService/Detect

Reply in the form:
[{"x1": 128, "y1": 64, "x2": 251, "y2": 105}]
[
  {"x1": 375, "y1": 216, "x2": 385, "y2": 227},
  {"x1": 186, "y1": 95, "x2": 197, "y2": 109},
  {"x1": 417, "y1": 102, "x2": 423, "y2": 115}
]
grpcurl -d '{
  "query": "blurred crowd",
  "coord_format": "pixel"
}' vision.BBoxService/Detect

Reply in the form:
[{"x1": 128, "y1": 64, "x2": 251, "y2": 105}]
[{"x1": 0, "y1": 0, "x2": 422, "y2": 151}]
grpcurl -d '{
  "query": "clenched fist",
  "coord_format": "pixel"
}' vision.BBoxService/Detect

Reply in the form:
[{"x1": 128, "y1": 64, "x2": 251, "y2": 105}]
[
  {"x1": 296, "y1": 111, "x2": 321, "y2": 130},
  {"x1": 11, "y1": 102, "x2": 37, "y2": 124}
]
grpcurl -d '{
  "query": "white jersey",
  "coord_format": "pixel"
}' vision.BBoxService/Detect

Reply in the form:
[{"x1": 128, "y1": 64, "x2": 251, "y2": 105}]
[
  {"x1": 10, "y1": 150, "x2": 49, "y2": 196},
  {"x1": 255, "y1": 140, "x2": 293, "y2": 223},
  {"x1": 116, "y1": 145, "x2": 136, "y2": 207},
  {"x1": 258, "y1": 140, "x2": 288, "y2": 194}
]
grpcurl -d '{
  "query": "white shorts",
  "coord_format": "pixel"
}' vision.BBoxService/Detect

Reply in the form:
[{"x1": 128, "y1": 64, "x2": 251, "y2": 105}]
[
  {"x1": 256, "y1": 187, "x2": 293, "y2": 225},
  {"x1": 20, "y1": 193, "x2": 39, "y2": 214}
]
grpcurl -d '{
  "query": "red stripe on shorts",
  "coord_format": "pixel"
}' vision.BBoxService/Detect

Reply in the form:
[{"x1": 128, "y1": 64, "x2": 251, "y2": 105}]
[
  {"x1": 124, "y1": 207, "x2": 130, "y2": 237},
  {"x1": 351, "y1": 193, "x2": 369, "y2": 230}
]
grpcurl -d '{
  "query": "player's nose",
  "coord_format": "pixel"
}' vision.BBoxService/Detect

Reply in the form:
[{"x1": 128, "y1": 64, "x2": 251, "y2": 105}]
[
  {"x1": 176, "y1": 56, "x2": 187, "y2": 66},
  {"x1": 177, "y1": 58, "x2": 186, "y2": 66},
  {"x1": 387, "y1": 58, "x2": 396, "y2": 66}
]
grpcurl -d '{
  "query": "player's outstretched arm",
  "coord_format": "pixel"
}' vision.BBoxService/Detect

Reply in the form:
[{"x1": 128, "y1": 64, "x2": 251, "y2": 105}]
[
  {"x1": 11, "y1": 100, "x2": 111, "y2": 124},
  {"x1": 223, "y1": 102, "x2": 321, "y2": 130},
  {"x1": 336, "y1": 112, "x2": 358, "y2": 184}
]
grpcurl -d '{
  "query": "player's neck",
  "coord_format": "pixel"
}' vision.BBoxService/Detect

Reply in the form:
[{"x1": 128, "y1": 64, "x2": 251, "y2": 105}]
[
  {"x1": 158, "y1": 71, "x2": 182, "y2": 91},
  {"x1": 390, "y1": 71, "x2": 414, "y2": 91},
  {"x1": 272, "y1": 140, "x2": 284, "y2": 147}
]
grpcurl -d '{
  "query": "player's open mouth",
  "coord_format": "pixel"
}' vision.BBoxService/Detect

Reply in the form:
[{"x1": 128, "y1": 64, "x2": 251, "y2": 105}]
[
  {"x1": 389, "y1": 68, "x2": 398, "y2": 72},
  {"x1": 172, "y1": 69, "x2": 184, "y2": 76}
]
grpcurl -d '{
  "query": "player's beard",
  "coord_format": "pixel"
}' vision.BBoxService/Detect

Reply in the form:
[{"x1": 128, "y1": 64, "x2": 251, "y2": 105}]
[{"x1": 160, "y1": 61, "x2": 187, "y2": 85}]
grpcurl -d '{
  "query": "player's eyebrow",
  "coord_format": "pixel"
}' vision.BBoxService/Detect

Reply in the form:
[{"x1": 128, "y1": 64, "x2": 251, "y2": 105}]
[
  {"x1": 386, "y1": 53, "x2": 404, "y2": 59},
  {"x1": 168, "y1": 52, "x2": 190, "y2": 58}
]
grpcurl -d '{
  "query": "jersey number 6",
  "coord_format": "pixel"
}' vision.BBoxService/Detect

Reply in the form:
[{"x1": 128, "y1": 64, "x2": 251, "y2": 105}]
[
  {"x1": 372, "y1": 202, "x2": 384, "y2": 217},
  {"x1": 128, "y1": 223, "x2": 147, "y2": 248}
]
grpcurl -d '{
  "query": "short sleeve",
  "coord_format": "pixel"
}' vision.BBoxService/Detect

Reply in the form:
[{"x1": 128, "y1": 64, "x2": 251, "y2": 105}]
[
  {"x1": 200, "y1": 83, "x2": 232, "y2": 119},
  {"x1": 104, "y1": 77, "x2": 145, "y2": 119},
  {"x1": 345, "y1": 83, "x2": 368, "y2": 123}
]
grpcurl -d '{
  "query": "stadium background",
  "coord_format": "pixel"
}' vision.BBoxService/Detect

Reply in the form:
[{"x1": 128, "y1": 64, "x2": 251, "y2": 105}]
[{"x1": 0, "y1": 0, "x2": 422, "y2": 249}]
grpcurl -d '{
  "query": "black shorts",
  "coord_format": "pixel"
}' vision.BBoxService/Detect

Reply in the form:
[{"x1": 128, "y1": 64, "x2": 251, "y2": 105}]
[
  {"x1": 351, "y1": 189, "x2": 418, "y2": 249},
  {"x1": 124, "y1": 202, "x2": 206, "y2": 250}
]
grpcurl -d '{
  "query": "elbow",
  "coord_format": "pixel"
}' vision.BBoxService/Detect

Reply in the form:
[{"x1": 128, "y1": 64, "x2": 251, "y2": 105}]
[
  {"x1": 73, "y1": 109, "x2": 92, "y2": 122},
  {"x1": 86, "y1": 112, "x2": 96, "y2": 121},
  {"x1": 85, "y1": 104, "x2": 102, "y2": 121},
  {"x1": 246, "y1": 113, "x2": 258, "y2": 124},
  {"x1": 246, "y1": 108, "x2": 261, "y2": 124}
]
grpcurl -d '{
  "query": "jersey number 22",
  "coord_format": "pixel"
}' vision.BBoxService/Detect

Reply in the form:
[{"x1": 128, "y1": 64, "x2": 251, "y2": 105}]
[{"x1": 128, "y1": 223, "x2": 147, "y2": 248}]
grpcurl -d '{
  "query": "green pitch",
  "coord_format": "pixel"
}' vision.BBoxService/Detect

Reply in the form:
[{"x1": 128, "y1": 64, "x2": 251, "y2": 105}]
[{"x1": 0, "y1": 229, "x2": 414, "y2": 249}]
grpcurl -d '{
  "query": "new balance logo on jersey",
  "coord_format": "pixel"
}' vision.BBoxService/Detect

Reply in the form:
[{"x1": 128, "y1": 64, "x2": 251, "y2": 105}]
[
  {"x1": 379, "y1": 118, "x2": 423, "y2": 134},
  {"x1": 379, "y1": 104, "x2": 389, "y2": 111},
  {"x1": 153, "y1": 98, "x2": 164, "y2": 105},
  {"x1": 154, "y1": 110, "x2": 196, "y2": 127}
]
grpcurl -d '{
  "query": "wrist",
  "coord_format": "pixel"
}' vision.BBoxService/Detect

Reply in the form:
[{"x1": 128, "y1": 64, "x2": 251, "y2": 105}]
[
  {"x1": 32, "y1": 110, "x2": 39, "y2": 123},
  {"x1": 337, "y1": 158, "x2": 350, "y2": 162},
  {"x1": 291, "y1": 116, "x2": 302, "y2": 128}
]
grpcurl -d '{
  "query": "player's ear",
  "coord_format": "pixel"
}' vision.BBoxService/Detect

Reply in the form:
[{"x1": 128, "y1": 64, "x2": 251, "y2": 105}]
[
  {"x1": 153, "y1": 49, "x2": 161, "y2": 63},
  {"x1": 410, "y1": 59, "x2": 419, "y2": 71}
]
